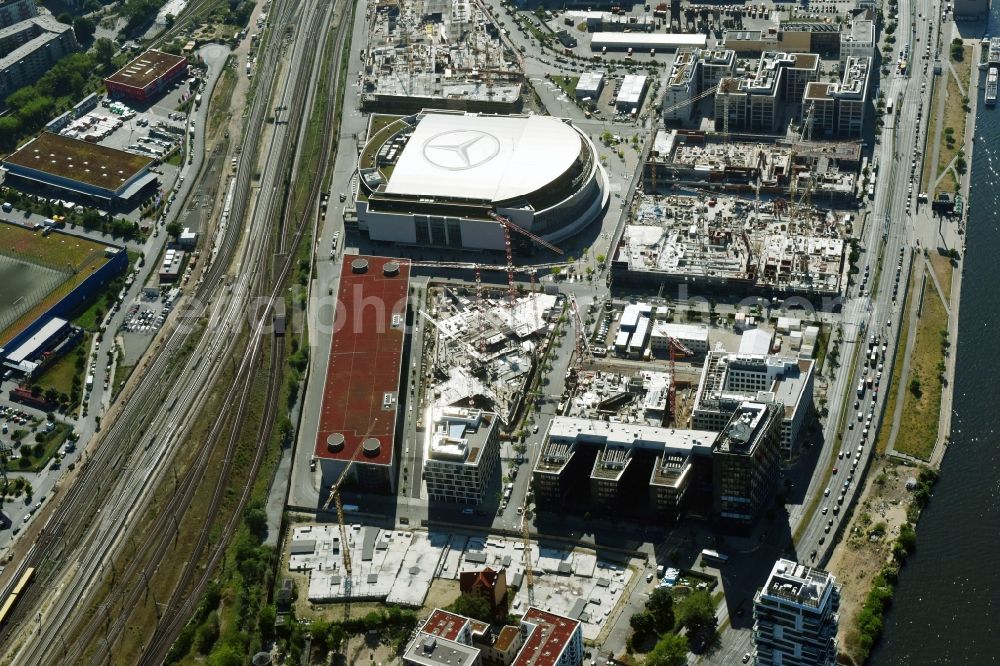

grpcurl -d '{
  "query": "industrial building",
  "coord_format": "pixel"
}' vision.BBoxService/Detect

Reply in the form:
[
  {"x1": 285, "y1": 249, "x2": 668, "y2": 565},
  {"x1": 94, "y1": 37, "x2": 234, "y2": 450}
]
[
  {"x1": 403, "y1": 606, "x2": 583, "y2": 666},
  {"x1": 643, "y1": 130, "x2": 860, "y2": 200},
  {"x1": 802, "y1": 56, "x2": 872, "y2": 139},
  {"x1": 1, "y1": 316, "x2": 80, "y2": 376},
  {"x1": 355, "y1": 110, "x2": 608, "y2": 251},
  {"x1": 158, "y1": 248, "x2": 185, "y2": 283},
  {"x1": 361, "y1": 0, "x2": 522, "y2": 114},
  {"x1": 714, "y1": 52, "x2": 819, "y2": 133},
  {"x1": 2, "y1": 132, "x2": 157, "y2": 206},
  {"x1": 589, "y1": 32, "x2": 707, "y2": 52},
  {"x1": 691, "y1": 351, "x2": 815, "y2": 459},
  {"x1": 0, "y1": 14, "x2": 77, "y2": 97},
  {"x1": 422, "y1": 406, "x2": 501, "y2": 505},
  {"x1": 753, "y1": 558, "x2": 841, "y2": 666},
  {"x1": 662, "y1": 48, "x2": 735, "y2": 121},
  {"x1": 104, "y1": 49, "x2": 188, "y2": 102},
  {"x1": 611, "y1": 193, "x2": 848, "y2": 298},
  {"x1": 711, "y1": 401, "x2": 782, "y2": 532},
  {"x1": 314, "y1": 255, "x2": 410, "y2": 495},
  {"x1": 0, "y1": 0, "x2": 36, "y2": 29},
  {"x1": 615, "y1": 74, "x2": 647, "y2": 112},
  {"x1": 574, "y1": 71, "x2": 604, "y2": 102}
]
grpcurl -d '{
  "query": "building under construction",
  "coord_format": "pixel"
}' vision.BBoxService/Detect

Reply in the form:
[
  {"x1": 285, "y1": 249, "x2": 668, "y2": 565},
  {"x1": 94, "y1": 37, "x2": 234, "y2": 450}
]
[
  {"x1": 419, "y1": 285, "x2": 561, "y2": 426},
  {"x1": 644, "y1": 130, "x2": 861, "y2": 202},
  {"x1": 610, "y1": 192, "x2": 848, "y2": 298},
  {"x1": 362, "y1": 0, "x2": 523, "y2": 114}
]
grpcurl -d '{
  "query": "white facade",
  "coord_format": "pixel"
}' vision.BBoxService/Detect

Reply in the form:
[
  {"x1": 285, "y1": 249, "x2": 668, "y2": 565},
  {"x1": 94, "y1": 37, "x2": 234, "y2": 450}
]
[
  {"x1": 576, "y1": 71, "x2": 605, "y2": 101},
  {"x1": 649, "y1": 321, "x2": 709, "y2": 354},
  {"x1": 754, "y1": 559, "x2": 840, "y2": 666},
  {"x1": 839, "y1": 20, "x2": 875, "y2": 65},
  {"x1": 422, "y1": 407, "x2": 500, "y2": 505},
  {"x1": 616, "y1": 74, "x2": 648, "y2": 110}
]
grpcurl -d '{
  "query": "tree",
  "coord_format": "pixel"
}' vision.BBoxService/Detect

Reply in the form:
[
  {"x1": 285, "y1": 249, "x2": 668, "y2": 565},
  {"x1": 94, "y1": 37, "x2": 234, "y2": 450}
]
[
  {"x1": 646, "y1": 586, "x2": 675, "y2": 632},
  {"x1": 449, "y1": 593, "x2": 493, "y2": 623},
  {"x1": 677, "y1": 590, "x2": 717, "y2": 643},
  {"x1": 166, "y1": 221, "x2": 182, "y2": 240},
  {"x1": 73, "y1": 16, "x2": 96, "y2": 43},
  {"x1": 909, "y1": 377, "x2": 922, "y2": 398},
  {"x1": 94, "y1": 37, "x2": 116, "y2": 71},
  {"x1": 645, "y1": 632, "x2": 689, "y2": 666}
]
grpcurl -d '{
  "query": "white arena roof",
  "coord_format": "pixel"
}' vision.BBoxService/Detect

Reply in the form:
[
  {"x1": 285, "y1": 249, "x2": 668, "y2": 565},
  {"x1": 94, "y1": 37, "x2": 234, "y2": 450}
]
[{"x1": 384, "y1": 113, "x2": 583, "y2": 203}]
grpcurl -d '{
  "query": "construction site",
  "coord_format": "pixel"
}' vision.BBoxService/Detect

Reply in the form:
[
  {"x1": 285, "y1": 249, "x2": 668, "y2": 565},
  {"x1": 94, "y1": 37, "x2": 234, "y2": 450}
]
[
  {"x1": 361, "y1": 0, "x2": 523, "y2": 114},
  {"x1": 644, "y1": 130, "x2": 862, "y2": 203},
  {"x1": 610, "y1": 191, "x2": 849, "y2": 297}
]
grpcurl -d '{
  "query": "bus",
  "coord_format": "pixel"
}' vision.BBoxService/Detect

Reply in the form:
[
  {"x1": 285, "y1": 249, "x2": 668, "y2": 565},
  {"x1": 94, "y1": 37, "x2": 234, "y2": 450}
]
[
  {"x1": 886, "y1": 97, "x2": 895, "y2": 116},
  {"x1": 700, "y1": 549, "x2": 729, "y2": 565}
]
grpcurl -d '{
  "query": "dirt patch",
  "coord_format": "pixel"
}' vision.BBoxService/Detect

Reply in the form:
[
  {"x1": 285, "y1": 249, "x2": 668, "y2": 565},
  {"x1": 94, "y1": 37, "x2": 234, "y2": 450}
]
[
  {"x1": 828, "y1": 460, "x2": 919, "y2": 663},
  {"x1": 928, "y1": 251, "x2": 955, "y2": 304},
  {"x1": 420, "y1": 577, "x2": 461, "y2": 614}
]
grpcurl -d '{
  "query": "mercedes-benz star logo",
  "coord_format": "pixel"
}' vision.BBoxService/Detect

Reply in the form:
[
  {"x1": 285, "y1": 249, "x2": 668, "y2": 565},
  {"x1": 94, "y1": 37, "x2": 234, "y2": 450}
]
[{"x1": 422, "y1": 130, "x2": 501, "y2": 171}]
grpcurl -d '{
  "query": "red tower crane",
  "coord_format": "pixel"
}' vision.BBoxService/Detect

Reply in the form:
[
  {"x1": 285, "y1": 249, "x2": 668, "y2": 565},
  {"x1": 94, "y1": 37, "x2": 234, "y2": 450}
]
[{"x1": 486, "y1": 211, "x2": 563, "y2": 307}]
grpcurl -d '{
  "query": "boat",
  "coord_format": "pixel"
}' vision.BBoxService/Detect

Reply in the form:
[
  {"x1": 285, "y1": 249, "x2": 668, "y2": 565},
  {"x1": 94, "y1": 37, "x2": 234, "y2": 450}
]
[{"x1": 987, "y1": 66, "x2": 998, "y2": 106}]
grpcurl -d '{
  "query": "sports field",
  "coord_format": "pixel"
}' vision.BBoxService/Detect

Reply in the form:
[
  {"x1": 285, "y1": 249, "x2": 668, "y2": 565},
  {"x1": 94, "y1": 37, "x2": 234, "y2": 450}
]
[{"x1": 0, "y1": 222, "x2": 111, "y2": 347}]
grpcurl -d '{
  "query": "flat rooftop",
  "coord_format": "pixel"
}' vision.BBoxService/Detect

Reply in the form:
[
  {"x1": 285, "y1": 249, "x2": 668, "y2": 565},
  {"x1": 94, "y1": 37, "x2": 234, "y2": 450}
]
[
  {"x1": 514, "y1": 607, "x2": 580, "y2": 666},
  {"x1": 761, "y1": 558, "x2": 837, "y2": 610},
  {"x1": 105, "y1": 48, "x2": 186, "y2": 90},
  {"x1": 314, "y1": 255, "x2": 410, "y2": 466},
  {"x1": 4, "y1": 132, "x2": 152, "y2": 193},
  {"x1": 422, "y1": 608, "x2": 470, "y2": 642}
]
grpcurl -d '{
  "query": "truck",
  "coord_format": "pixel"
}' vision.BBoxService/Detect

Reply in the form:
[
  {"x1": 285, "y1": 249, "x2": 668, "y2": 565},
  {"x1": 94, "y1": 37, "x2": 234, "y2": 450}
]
[
  {"x1": 86, "y1": 374, "x2": 94, "y2": 390},
  {"x1": 700, "y1": 549, "x2": 729, "y2": 565},
  {"x1": 857, "y1": 379, "x2": 865, "y2": 397}
]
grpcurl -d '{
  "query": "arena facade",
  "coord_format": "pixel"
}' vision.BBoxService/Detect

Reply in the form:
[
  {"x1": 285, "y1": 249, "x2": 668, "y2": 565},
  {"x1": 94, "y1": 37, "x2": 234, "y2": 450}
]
[{"x1": 355, "y1": 110, "x2": 609, "y2": 251}]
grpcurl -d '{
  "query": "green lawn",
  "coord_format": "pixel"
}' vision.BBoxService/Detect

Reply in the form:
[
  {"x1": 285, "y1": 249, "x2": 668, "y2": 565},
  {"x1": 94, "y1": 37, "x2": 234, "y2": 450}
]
[
  {"x1": 553, "y1": 75, "x2": 580, "y2": 98},
  {"x1": 876, "y1": 267, "x2": 914, "y2": 455},
  {"x1": 31, "y1": 335, "x2": 87, "y2": 397},
  {"x1": 893, "y1": 278, "x2": 947, "y2": 460}
]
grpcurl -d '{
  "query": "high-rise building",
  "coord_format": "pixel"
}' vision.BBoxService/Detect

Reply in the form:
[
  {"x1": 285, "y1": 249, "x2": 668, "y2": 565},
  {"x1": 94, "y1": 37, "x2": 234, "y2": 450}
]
[
  {"x1": 753, "y1": 558, "x2": 840, "y2": 666},
  {"x1": 711, "y1": 401, "x2": 782, "y2": 533},
  {"x1": 422, "y1": 407, "x2": 501, "y2": 505}
]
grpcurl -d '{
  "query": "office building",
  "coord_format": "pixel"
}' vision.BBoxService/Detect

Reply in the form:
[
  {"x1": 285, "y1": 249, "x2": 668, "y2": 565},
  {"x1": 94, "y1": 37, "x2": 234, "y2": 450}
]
[
  {"x1": 0, "y1": 14, "x2": 77, "y2": 97},
  {"x1": 575, "y1": 71, "x2": 604, "y2": 102},
  {"x1": 662, "y1": 48, "x2": 736, "y2": 122},
  {"x1": 532, "y1": 417, "x2": 717, "y2": 518},
  {"x1": 839, "y1": 19, "x2": 875, "y2": 65},
  {"x1": 711, "y1": 401, "x2": 782, "y2": 532},
  {"x1": 714, "y1": 52, "x2": 818, "y2": 132},
  {"x1": 422, "y1": 407, "x2": 501, "y2": 505},
  {"x1": 802, "y1": 56, "x2": 871, "y2": 139},
  {"x1": 0, "y1": 0, "x2": 36, "y2": 29},
  {"x1": 649, "y1": 322, "x2": 709, "y2": 355},
  {"x1": 692, "y1": 351, "x2": 815, "y2": 459},
  {"x1": 753, "y1": 558, "x2": 840, "y2": 666}
]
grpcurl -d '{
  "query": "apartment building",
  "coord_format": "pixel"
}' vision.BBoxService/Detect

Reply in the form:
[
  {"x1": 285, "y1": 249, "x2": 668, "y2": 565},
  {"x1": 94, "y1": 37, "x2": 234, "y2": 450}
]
[
  {"x1": 753, "y1": 559, "x2": 840, "y2": 666},
  {"x1": 0, "y1": 0, "x2": 36, "y2": 30},
  {"x1": 0, "y1": 14, "x2": 77, "y2": 97},
  {"x1": 692, "y1": 351, "x2": 815, "y2": 459},
  {"x1": 711, "y1": 401, "x2": 782, "y2": 532},
  {"x1": 422, "y1": 407, "x2": 500, "y2": 505}
]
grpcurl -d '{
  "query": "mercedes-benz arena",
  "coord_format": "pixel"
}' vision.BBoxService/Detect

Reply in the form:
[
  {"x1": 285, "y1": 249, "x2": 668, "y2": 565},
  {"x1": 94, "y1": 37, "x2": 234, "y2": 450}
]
[{"x1": 355, "y1": 110, "x2": 609, "y2": 251}]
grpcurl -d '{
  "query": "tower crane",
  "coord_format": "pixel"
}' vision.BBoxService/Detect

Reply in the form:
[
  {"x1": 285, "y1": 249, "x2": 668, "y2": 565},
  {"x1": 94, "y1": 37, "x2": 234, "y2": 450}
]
[
  {"x1": 486, "y1": 211, "x2": 563, "y2": 308},
  {"x1": 666, "y1": 336, "x2": 693, "y2": 424},
  {"x1": 568, "y1": 294, "x2": 593, "y2": 371},
  {"x1": 322, "y1": 419, "x2": 379, "y2": 615},
  {"x1": 521, "y1": 503, "x2": 534, "y2": 607}
]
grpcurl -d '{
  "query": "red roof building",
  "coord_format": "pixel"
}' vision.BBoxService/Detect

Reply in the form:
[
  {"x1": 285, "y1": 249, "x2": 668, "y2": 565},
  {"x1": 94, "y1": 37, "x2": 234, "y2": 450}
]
[
  {"x1": 514, "y1": 608, "x2": 583, "y2": 666},
  {"x1": 314, "y1": 255, "x2": 410, "y2": 493},
  {"x1": 421, "y1": 609, "x2": 474, "y2": 643},
  {"x1": 104, "y1": 49, "x2": 188, "y2": 103},
  {"x1": 460, "y1": 567, "x2": 509, "y2": 618}
]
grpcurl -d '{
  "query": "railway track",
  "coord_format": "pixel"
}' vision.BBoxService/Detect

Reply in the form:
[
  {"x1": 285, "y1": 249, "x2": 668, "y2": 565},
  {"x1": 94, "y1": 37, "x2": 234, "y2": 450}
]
[{"x1": 0, "y1": 0, "x2": 325, "y2": 662}]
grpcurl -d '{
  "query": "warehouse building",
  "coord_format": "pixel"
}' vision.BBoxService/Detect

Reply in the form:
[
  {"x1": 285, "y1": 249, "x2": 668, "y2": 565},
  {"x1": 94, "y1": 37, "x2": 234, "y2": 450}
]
[
  {"x1": 422, "y1": 406, "x2": 501, "y2": 505},
  {"x1": 2, "y1": 132, "x2": 157, "y2": 207},
  {"x1": 691, "y1": 351, "x2": 815, "y2": 459},
  {"x1": 314, "y1": 256, "x2": 410, "y2": 495},
  {"x1": 575, "y1": 71, "x2": 604, "y2": 102},
  {"x1": 754, "y1": 559, "x2": 840, "y2": 666},
  {"x1": 615, "y1": 74, "x2": 647, "y2": 112},
  {"x1": 0, "y1": 14, "x2": 77, "y2": 97},
  {"x1": 356, "y1": 110, "x2": 608, "y2": 251},
  {"x1": 104, "y1": 49, "x2": 188, "y2": 103},
  {"x1": 1, "y1": 316, "x2": 80, "y2": 376}
]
